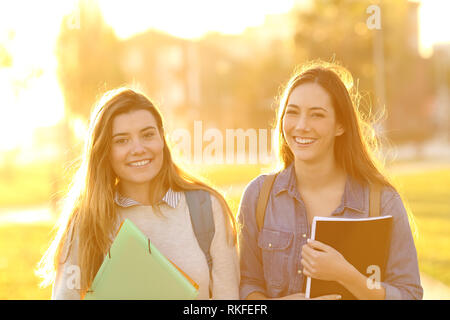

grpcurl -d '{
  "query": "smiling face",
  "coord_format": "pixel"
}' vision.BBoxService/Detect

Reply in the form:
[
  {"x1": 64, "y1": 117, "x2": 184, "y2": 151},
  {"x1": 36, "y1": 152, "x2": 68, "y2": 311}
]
[
  {"x1": 109, "y1": 109, "x2": 164, "y2": 190},
  {"x1": 282, "y1": 82, "x2": 345, "y2": 164}
]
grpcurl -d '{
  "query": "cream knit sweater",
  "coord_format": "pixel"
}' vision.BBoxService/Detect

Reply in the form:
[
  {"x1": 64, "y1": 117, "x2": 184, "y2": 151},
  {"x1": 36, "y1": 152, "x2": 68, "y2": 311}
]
[{"x1": 51, "y1": 193, "x2": 239, "y2": 300}]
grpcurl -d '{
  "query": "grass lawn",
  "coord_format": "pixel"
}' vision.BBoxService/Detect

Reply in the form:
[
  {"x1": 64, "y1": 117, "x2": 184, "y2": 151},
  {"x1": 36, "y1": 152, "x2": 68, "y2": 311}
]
[
  {"x1": 0, "y1": 163, "x2": 448, "y2": 299},
  {"x1": 0, "y1": 161, "x2": 75, "y2": 209},
  {"x1": 0, "y1": 223, "x2": 54, "y2": 299},
  {"x1": 391, "y1": 168, "x2": 450, "y2": 286}
]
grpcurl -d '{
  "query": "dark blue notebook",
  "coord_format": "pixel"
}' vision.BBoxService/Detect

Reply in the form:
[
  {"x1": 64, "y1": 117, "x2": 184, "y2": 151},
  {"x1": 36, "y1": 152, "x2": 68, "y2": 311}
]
[{"x1": 305, "y1": 215, "x2": 393, "y2": 300}]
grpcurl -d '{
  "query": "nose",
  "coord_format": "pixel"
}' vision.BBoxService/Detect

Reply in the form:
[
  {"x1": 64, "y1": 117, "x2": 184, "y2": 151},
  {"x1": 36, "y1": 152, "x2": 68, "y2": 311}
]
[
  {"x1": 295, "y1": 114, "x2": 311, "y2": 132},
  {"x1": 130, "y1": 139, "x2": 146, "y2": 156}
]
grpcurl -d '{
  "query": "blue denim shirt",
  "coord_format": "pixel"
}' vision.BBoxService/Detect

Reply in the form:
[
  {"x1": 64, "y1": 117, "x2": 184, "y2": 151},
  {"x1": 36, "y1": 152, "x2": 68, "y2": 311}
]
[{"x1": 237, "y1": 164, "x2": 423, "y2": 300}]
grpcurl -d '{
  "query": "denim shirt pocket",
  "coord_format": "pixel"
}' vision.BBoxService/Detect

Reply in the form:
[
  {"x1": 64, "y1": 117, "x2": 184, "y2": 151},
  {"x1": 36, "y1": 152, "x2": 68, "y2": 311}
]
[{"x1": 257, "y1": 228, "x2": 294, "y2": 289}]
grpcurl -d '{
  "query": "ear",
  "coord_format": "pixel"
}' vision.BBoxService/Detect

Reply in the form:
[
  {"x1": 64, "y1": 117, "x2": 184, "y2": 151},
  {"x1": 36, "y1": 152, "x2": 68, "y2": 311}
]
[{"x1": 335, "y1": 122, "x2": 345, "y2": 137}]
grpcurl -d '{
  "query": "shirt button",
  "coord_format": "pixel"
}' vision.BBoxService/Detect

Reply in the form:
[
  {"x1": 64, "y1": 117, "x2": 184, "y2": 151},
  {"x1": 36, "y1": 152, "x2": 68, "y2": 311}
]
[
  {"x1": 298, "y1": 269, "x2": 302, "y2": 275},
  {"x1": 302, "y1": 233, "x2": 307, "y2": 238},
  {"x1": 268, "y1": 243, "x2": 272, "y2": 248}
]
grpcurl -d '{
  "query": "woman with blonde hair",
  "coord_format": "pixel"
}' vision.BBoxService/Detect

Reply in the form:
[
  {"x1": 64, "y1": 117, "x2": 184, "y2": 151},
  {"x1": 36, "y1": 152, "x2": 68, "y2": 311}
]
[
  {"x1": 37, "y1": 87, "x2": 239, "y2": 299},
  {"x1": 238, "y1": 61, "x2": 422, "y2": 300}
]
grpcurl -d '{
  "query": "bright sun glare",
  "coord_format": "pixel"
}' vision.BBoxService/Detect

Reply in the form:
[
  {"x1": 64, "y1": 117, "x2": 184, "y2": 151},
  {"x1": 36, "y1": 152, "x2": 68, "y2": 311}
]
[
  {"x1": 0, "y1": 1, "x2": 75, "y2": 151},
  {"x1": 97, "y1": 0, "x2": 295, "y2": 40},
  {"x1": 0, "y1": 0, "x2": 448, "y2": 154},
  {"x1": 418, "y1": 0, "x2": 450, "y2": 58},
  {"x1": 0, "y1": 0, "x2": 295, "y2": 154}
]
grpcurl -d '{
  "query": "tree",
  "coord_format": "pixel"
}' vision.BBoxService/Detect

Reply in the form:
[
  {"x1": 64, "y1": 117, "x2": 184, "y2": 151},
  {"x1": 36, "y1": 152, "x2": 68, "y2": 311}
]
[
  {"x1": 56, "y1": 0, "x2": 125, "y2": 120},
  {"x1": 291, "y1": 0, "x2": 435, "y2": 144},
  {"x1": 292, "y1": 0, "x2": 377, "y2": 115}
]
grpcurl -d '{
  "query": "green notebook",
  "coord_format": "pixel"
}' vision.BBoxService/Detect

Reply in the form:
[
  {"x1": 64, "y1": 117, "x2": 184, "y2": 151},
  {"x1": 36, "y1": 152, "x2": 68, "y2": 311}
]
[{"x1": 83, "y1": 219, "x2": 199, "y2": 300}]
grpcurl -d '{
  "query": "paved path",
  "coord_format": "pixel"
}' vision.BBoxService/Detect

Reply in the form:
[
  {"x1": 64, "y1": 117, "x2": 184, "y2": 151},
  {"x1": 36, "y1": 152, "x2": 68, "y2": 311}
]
[{"x1": 0, "y1": 205, "x2": 56, "y2": 225}]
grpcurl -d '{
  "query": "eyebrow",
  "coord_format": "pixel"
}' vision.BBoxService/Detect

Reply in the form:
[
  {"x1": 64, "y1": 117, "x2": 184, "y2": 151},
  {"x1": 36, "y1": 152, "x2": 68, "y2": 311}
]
[
  {"x1": 286, "y1": 104, "x2": 328, "y2": 112},
  {"x1": 112, "y1": 126, "x2": 157, "y2": 138}
]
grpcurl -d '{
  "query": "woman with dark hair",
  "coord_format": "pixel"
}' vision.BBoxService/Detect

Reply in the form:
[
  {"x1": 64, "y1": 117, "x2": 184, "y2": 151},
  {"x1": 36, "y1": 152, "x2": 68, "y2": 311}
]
[
  {"x1": 37, "y1": 87, "x2": 239, "y2": 299},
  {"x1": 238, "y1": 61, "x2": 422, "y2": 300}
]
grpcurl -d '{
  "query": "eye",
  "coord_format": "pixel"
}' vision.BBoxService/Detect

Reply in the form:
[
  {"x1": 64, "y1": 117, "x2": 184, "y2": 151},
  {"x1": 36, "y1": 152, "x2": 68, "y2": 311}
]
[
  {"x1": 285, "y1": 108, "x2": 298, "y2": 115},
  {"x1": 143, "y1": 132, "x2": 155, "y2": 139},
  {"x1": 311, "y1": 113, "x2": 324, "y2": 118},
  {"x1": 114, "y1": 138, "x2": 128, "y2": 144}
]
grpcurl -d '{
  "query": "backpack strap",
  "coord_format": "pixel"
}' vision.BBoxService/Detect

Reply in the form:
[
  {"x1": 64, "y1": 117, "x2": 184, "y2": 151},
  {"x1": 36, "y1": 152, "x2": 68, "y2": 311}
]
[
  {"x1": 185, "y1": 189, "x2": 215, "y2": 297},
  {"x1": 369, "y1": 183, "x2": 381, "y2": 217},
  {"x1": 256, "y1": 173, "x2": 278, "y2": 232}
]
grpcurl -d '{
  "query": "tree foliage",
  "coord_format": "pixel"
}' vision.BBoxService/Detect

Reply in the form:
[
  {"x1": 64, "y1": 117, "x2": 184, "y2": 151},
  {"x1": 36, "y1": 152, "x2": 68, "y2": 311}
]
[
  {"x1": 56, "y1": 0, "x2": 125, "y2": 119},
  {"x1": 292, "y1": 0, "x2": 435, "y2": 142}
]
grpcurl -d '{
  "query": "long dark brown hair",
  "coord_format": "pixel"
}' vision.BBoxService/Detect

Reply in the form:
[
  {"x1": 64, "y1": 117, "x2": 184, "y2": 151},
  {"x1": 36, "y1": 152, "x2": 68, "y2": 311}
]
[
  {"x1": 275, "y1": 60, "x2": 392, "y2": 188},
  {"x1": 274, "y1": 61, "x2": 418, "y2": 238}
]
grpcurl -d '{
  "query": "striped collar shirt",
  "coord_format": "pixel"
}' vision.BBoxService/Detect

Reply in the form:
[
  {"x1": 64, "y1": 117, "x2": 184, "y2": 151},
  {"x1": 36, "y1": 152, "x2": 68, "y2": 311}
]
[{"x1": 114, "y1": 188, "x2": 182, "y2": 209}]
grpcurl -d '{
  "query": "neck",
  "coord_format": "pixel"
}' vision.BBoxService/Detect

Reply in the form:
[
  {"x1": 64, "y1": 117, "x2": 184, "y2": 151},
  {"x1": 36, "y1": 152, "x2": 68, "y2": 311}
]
[
  {"x1": 119, "y1": 181, "x2": 152, "y2": 205},
  {"x1": 294, "y1": 156, "x2": 345, "y2": 192}
]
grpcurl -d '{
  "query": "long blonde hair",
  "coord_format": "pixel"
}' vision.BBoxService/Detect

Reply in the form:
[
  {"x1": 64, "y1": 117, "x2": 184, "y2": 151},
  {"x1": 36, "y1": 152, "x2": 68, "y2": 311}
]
[{"x1": 36, "y1": 87, "x2": 237, "y2": 297}]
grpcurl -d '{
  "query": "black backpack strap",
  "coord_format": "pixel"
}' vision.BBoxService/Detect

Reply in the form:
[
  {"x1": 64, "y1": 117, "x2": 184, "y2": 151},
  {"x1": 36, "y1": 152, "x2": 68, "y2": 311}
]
[{"x1": 185, "y1": 189, "x2": 215, "y2": 297}]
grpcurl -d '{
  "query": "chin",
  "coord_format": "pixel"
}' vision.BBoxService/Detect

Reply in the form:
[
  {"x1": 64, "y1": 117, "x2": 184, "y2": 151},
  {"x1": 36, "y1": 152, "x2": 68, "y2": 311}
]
[
  {"x1": 290, "y1": 148, "x2": 313, "y2": 159},
  {"x1": 294, "y1": 154, "x2": 317, "y2": 163},
  {"x1": 121, "y1": 169, "x2": 158, "y2": 184},
  {"x1": 124, "y1": 177, "x2": 155, "y2": 187}
]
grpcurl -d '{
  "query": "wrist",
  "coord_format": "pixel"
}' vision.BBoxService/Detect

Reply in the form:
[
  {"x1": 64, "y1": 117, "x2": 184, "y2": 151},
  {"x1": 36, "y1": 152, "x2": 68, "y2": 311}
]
[{"x1": 337, "y1": 260, "x2": 358, "y2": 286}]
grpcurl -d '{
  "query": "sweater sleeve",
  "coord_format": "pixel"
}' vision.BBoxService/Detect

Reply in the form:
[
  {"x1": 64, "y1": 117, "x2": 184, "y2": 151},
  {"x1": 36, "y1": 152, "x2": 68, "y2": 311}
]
[
  {"x1": 51, "y1": 225, "x2": 82, "y2": 300},
  {"x1": 209, "y1": 195, "x2": 240, "y2": 300}
]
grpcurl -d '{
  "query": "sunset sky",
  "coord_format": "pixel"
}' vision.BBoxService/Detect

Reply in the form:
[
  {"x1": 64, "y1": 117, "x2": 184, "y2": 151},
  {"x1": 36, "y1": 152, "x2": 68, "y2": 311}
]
[{"x1": 0, "y1": 0, "x2": 448, "y2": 152}]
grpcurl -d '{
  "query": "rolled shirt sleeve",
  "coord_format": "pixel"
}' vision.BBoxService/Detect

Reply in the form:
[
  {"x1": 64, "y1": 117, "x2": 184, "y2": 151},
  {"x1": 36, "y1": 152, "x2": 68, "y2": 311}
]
[{"x1": 381, "y1": 190, "x2": 423, "y2": 300}]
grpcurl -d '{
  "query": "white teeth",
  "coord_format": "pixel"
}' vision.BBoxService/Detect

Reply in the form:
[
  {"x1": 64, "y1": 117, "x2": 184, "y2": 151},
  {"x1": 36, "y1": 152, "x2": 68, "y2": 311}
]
[
  {"x1": 128, "y1": 160, "x2": 151, "y2": 167},
  {"x1": 295, "y1": 137, "x2": 316, "y2": 144}
]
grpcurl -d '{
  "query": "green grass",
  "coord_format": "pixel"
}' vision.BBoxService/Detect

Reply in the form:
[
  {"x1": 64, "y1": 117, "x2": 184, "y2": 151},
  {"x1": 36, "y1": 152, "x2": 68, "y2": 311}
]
[
  {"x1": 0, "y1": 161, "x2": 74, "y2": 208},
  {"x1": 185, "y1": 163, "x2": 274, "y2": 187},
  {"x1": 391, "y1": 169, "x2": 450, "y2": 286},
  {"x1": 0, "y1": 223, "x2": 54, "y2": 299},
  {"x1": 0, "y1": 163, "x2": 449, "y2": 299}
]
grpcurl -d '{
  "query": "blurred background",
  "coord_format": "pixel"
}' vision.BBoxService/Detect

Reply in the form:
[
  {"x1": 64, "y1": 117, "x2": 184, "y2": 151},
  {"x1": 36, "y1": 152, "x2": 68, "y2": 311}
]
[{"x1": 0, "y1": 0, "x2": 449, "y2": 299}]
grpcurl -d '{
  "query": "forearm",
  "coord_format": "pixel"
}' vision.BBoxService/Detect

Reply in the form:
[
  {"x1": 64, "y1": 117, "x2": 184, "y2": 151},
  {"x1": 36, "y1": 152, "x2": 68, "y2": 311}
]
[
  {"x1": 52, "y1": 263, "x2": 82, "y2": 300},
  {"x1": 338, "y1": 264, "x2": 385, "y2": 300}
]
